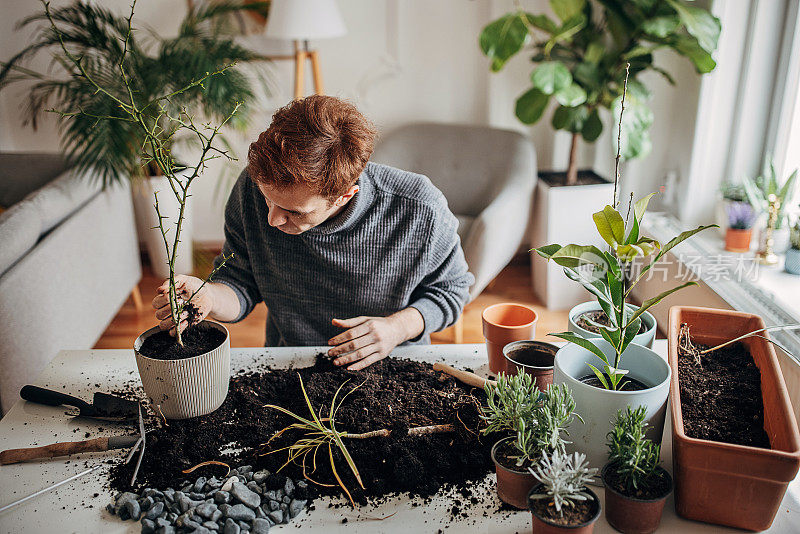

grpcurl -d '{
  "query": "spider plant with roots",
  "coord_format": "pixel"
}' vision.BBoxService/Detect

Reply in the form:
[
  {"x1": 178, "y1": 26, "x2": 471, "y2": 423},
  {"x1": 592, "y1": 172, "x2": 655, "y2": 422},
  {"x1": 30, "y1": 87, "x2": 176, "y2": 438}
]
[{"x1": 263, "y1": 376, "x2": 365, "y2": 507}]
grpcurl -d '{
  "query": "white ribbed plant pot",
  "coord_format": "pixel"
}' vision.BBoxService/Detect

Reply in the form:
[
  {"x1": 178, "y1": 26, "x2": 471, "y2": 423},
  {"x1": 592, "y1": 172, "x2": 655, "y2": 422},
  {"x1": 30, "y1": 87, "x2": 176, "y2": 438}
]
[
  {"x1": 553, "y1": 339, "x2": 670, "y2": 471},
  {"x1": 757, "y1": 224, "x2": 790, "y2": 254},
  {"x1": 132, "y1": 174, "x2": 193, "y2": 279},
  {"x1": 568, "y1": 301, "x2": 656, "y2": 349},
  {"x1": 134, "y1": 321, "x2": 230, "y2": 419}
]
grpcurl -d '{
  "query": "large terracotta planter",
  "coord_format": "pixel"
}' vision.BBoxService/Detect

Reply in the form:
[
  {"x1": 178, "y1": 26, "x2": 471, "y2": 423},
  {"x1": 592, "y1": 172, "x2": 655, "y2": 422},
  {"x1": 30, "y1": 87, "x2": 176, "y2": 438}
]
[
  {"x1": 553, "y1": 340, "x2": 670, "y2": 469},
  {"x1": 482, "y1": 303, "x2": 537, "y2": 374},
  {"x1": 502, "y1": 340, "x2": 557, "y2": 389},
  {"x1": 724, "y1": 227, "x2": 752, "y2": 253},
  {"x1": 528, "y1": 483, "x2": 601, "y2": 534},
  {"x1": 668, "y1": 306, "x2": 800, "y2": 531},
  {"x1": 568, "y1": 301, "x2": 656, "y2": 349},
  {"x1": 491, "y1": 438, "x2": 537, "y2": 509},
  {"x1": 601, "y1": 463, "x2": 672, "y2": 534}
]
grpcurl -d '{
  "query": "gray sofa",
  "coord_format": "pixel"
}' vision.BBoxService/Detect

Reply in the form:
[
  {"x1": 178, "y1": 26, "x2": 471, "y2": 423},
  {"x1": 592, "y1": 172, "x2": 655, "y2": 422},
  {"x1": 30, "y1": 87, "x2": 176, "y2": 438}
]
[{"x1": 0, "y1": 153, "x2": 141, "y2": 414}]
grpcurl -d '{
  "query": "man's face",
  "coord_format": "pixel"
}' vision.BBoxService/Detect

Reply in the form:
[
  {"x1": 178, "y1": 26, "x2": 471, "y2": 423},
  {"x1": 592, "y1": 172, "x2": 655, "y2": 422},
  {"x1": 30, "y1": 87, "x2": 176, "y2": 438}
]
[{"x1": 255, "y1": 181, "x2": 358, "y2": 234}]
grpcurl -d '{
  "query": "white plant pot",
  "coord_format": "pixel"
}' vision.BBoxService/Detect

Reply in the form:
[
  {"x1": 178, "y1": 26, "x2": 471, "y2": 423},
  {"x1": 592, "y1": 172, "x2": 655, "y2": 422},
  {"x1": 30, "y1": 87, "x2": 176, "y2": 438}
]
[
  {"x1": 530, "y1": 177, "x2": 615, "y2": 310},
  {"x1": 553, "y1": 339, "x2": 670, "y2": 471},
  {"x1": 757, "y1": 224, "x2": 791, "y2": 254},
  {"x1": 568, "y1": 301, "x2": 656, "y2": 349},
  {"x1": 132, "y1": 174, "x2": 194, "y2": 279},
  {"x1": 134, "y1": 321, "x2": 230, "y2": 419}
]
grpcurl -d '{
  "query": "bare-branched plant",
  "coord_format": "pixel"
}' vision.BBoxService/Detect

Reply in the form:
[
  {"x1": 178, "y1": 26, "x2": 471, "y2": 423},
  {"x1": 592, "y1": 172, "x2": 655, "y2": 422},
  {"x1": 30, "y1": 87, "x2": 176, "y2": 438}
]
[
  {"x1": 529, "y1": 449, "x2": 597, "y2": 516},
  {"x1": 606, "y1": 406, "x2": 662, "y2": 493},
  {"x1": 37, "y1": 0, "x2": 237, "y2": 346}
]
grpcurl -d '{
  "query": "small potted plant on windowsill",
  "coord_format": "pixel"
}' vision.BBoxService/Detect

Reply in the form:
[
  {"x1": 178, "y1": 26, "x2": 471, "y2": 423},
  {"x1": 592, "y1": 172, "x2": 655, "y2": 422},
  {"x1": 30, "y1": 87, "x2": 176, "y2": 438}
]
[
  {"x1": 724, "y1": 201, "x2": 756, "y2": 253},
  {"x1": 482, "y1": 374, "x2": 581, "y2": 509},
  {"x1": 528, "y1": 450, "x2": 600, "y2": 534},
  {"x1": 743, "y1": 158, "x2": 798, "y2": 253},
  {"x1": 602, "y1": 406, "x2": 672, "y2": 534},
  {"x1": 786, "y1": 219, "x2": 800, "y2": 275}
]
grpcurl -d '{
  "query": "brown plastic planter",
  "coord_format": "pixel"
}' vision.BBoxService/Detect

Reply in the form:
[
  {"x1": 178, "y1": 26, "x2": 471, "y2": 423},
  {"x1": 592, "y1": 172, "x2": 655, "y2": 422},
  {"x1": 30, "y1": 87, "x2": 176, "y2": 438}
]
[
  {"x1": 528, "y1": 483, "x2": 601, "y2": 534},
  {"x1": 601, "y1": 463, "x2": 672, "y2": 534},
  {"x1": 668, "y1": 306, "x2": 800, "y2": 531},
  {"x1": 491, "y1": 438, "x2": 536, "y2": 509},
  {"x1": 503, "y1": 340, "x2": 557, "y2": 389}
]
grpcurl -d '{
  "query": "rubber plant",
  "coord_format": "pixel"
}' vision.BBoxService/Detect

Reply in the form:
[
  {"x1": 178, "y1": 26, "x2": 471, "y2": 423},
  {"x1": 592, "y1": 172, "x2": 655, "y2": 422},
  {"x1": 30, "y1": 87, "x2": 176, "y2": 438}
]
[
  {"x1": 27, "y1": 0, "x2": 238, "y2": 346},
  {"x1": 479, "y1": 0, "x2": 720, "y2": 185}
]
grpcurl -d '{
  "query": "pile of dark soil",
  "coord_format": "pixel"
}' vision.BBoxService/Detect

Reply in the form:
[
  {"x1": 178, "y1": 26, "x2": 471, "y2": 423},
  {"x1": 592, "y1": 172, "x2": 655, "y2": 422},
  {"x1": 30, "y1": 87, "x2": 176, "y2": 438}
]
[
  {"x1": 576, "y1": 310, "x2": 647, "y2": 335},
  {"x1": 110, "y1": 356, "x2": 494, "y2": 506},
  {"x1": 677, "y1": 336, "x2": 770, "y2": 448},
  {"x1": 139, "y1": 322, "x2": 226, "y2": 361}
]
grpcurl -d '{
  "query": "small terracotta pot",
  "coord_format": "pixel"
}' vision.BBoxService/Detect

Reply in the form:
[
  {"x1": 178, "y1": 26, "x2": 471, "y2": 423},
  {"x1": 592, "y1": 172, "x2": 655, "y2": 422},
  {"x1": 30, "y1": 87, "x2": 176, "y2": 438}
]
[
  {"x1": 502, "y1": 340, "x2": 557, "y2": 389},
  {"x1": 724, "y1": 227, "x2": 752, "y2": 252},
  {"x1": 482, "y1": 303, "x2": 538, "y2": 374},
  {"x1": 491, "y1": 438, "x2": 537, "y2": 509},
  {"x1": 528, "y1": 483, "x2": 601, "y2": 534},
  {"x1": 601, "y1": 463, "x2": 672, "y2": 534},
  {"x1": 668, "y1": 306, "x2": 800, "y2": 531}
]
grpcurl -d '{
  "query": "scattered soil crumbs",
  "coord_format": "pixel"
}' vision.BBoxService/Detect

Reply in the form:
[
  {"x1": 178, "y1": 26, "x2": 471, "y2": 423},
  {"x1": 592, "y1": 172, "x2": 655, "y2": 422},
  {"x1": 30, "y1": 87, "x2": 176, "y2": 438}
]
[
  {"x1": 530, "y1": 496, "x2": 596, "y2": 526},
  {"x1": 677, "y1": 329, "x2": 770, "y2": 448},
  {"x1": 576, "y1": 310, "x2": 647, "y2": 335},
  {"x1": 139, "y1": 321, "x2": 226, "y2": 361},
  {"x1": 110, "y1": 356, "x2": 494, "y2": 508}
]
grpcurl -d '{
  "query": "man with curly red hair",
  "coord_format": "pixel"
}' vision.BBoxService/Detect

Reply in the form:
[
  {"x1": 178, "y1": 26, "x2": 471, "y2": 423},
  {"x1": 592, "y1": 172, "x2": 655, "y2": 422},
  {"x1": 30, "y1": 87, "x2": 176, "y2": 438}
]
[{"x1": 153, "y1": 96, "x2": 473, "y2": 370}]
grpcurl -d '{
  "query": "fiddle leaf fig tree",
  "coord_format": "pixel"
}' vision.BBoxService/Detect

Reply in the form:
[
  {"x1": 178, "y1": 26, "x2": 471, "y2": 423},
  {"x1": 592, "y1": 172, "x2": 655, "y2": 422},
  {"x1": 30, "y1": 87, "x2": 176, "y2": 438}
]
[{"x1": 479, "y1": 0, "x2": 720, "y2": 186}]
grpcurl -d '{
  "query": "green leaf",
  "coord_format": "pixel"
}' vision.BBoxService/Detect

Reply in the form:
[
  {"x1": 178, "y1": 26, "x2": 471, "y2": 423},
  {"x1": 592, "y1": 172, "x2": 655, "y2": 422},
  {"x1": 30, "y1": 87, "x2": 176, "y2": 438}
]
[
  {"x1": 642, "y1": 15, "x2": 681, "y2": 38},
  {"x1": 534, "y1": 243, "x2": 563, "y2": 260},
  {"x1": 525, "y1": 13, "x2": 559, "y2": 34},
  {"x1": 544, "y1": 14, "x2": 587, "y2": 55},
  {"x1": 671, "y1": 35, "x2": 717, "y2": 73},
  {"x1": 593, "y1": 205, "x2": 626, "y2": 247},
  {"x1": 634, "y1": 192, "x2": 657, "y2": 223},
  {"x1": 550, "y1": 0, "x2": 586, "y2": 22},
  {"x1": 628, "y1": 281, "x2": 697, "y2": 324},
  {"x1": 587, "y1": 363, "x2": 610, "y2": 389},
  {"x1": 625, "y1": 213, "x2": 640, "y2": 245},
  {"x1": 552, "y1": 332, "x2": 610, "y2": 366},
  {"x1": 666, "y1": 0, "x2": 721, "y2": 54},
  {"x1": 584, "y1": 41, "x2": 604, "y2": 64},
  {"x1": 515, "y1": 88, "x2": 550, "y2": 124},
  {"x1": 531, "y1": 61, "x2": 572, "y2": 95},
  {"x1": 552, "y1": 105, "x2": 589, "y2": 133},
  {"x1": 619, "y1": 316, "x2": 642, "y2": 355},
  {"x1": 573, "y1": 62, "x2": 602, "y2": 90},
  {"x1": 624, "y1": 46, "x2": 658, "y2": 60},
  {"x1": 581, "y1": 108, "x2": 602, "y2": 142},
  {"x1": 636, "y1": 224, "x2": 716, "y2": 282},
  {"x1": 563, "y1": 267, "x2": 613, "y2": 307},
  {"x1": 549, "y1": 244, "x2": 608, "y2": 270},
  {"x1": 555, "y1": 83, "x2": 587, "y2": 107},
  {"x1": 479, "y1": 13, "x2": 530, "y2": 72}
]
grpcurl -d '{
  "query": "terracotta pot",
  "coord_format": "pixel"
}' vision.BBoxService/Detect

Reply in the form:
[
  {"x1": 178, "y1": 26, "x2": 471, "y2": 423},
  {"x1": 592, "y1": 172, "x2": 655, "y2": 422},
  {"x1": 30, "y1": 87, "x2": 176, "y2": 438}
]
[
  {"x1": 528, "y1": 483, "x2": 601, "y2": 534},
  {"x1": 601, "y1": 463, "x2": 672, "y2": 534},
  {"x1": 502, "y1": 340, "x2": 557, "y2": 389},
  {"x1": 482, "y1": 303, "x2": 538, "y2": 374},
  {"x1": 491, "y1": 438, "x2": 537, "y2": 509},
  {"x1": 724, "y1": 227, "x2": 752, "y2": 252},
  {"x1": 668, "y1": 306, "x2": 800, "y2": 531}
]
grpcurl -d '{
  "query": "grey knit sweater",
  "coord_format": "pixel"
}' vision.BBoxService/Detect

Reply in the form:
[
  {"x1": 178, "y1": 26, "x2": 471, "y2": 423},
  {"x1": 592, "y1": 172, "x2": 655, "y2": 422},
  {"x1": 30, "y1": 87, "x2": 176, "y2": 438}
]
[{"x1": 212, "y1": 162, "x2": 473, "y2": 346}]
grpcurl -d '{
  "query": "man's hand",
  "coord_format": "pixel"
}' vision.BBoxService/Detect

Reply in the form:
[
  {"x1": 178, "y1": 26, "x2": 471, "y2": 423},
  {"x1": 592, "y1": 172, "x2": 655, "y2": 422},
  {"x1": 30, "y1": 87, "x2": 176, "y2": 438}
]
[
  {"x1": 327, "y1": 308, "x2": 425, "y2": 370},
  {"x1": 152, "y1": 275, "x2": 214, "y2": 336}
]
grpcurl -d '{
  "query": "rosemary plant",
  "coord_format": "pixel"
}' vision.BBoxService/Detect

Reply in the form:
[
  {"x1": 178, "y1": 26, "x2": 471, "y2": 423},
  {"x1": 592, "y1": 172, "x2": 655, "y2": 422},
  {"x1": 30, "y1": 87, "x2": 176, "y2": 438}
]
[
  {"x1": 481, "y1": 372, "x2": 541, "y2": 436},
  {"x1": 34, "y1": 0, "x2": 236, "y2": 346},
  {"x1": 606, "y1": 406, "x2": 662, "y2": 492},
  {"x1": 529, "y1": 449, "x2": 597, "y2": 516}
]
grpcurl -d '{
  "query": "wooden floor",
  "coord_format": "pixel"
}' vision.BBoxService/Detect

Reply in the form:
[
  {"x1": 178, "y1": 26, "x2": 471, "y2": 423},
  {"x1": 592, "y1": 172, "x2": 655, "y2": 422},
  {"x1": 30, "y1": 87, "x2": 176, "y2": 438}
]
[{"x1": 94, "y1": 254, "x2": 569, "y2": 349}]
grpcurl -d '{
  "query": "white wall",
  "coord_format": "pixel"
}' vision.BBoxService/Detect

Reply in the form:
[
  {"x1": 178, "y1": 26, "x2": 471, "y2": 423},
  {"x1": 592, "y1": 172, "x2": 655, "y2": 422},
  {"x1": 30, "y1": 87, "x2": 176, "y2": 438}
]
[{"x1": 1, "y1": 0, "x2": 705, "y2": 243}]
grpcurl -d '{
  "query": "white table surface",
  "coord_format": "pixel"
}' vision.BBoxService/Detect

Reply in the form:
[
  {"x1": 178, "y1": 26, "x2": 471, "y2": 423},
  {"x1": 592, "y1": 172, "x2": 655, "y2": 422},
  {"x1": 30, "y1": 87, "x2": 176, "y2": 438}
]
[{"x1": 0, "y1": 341, "x2": 798, "y2": 534}]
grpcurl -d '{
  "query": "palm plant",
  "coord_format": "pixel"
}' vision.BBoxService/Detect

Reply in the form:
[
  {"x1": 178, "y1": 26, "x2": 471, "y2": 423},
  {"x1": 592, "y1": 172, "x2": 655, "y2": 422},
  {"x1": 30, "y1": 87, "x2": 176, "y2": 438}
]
[{"x1": 0, "y1": 0, "x2": 270, "y2": 186}]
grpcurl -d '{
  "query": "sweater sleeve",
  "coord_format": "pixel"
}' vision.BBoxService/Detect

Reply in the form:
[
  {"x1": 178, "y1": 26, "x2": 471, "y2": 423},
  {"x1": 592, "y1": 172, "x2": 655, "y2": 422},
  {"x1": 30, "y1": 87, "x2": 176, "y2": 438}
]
[
  {"x1": 408, "y1": 202, "x2": 474, "y2": 338},
  {"x1": 211, "y1": 170, "x2": 261, "y2": 322}
]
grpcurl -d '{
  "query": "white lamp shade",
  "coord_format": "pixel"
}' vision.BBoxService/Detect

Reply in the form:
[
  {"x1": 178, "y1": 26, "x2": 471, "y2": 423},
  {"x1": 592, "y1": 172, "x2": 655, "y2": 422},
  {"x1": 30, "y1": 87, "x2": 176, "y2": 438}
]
[{"x1": 264, "y1": 0, "x2": 347, "y2": 40}]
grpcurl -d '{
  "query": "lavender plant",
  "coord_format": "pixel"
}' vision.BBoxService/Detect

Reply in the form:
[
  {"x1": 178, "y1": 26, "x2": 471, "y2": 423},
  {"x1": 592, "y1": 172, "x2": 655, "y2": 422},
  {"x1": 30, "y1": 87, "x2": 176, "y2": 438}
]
[
  {"x1": 606, "y1": 406, "x2": 662, "y2": 493},
  {"x1": 38, "y1": 0, "x2": 235, "y2": 347},
  {"x1": 726, "y1": 201, "x2": 756, "y2": 230},
  {"x1": 529, "y1": 450, "x2": 597, "y2": 516}
]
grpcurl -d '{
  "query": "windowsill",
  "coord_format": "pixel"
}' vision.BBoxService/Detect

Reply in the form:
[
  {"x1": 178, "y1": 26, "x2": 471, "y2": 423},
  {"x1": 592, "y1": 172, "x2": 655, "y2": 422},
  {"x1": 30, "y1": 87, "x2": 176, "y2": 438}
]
[{"x1": 639, "y1": 212, "x2": 800, "y2": 362}]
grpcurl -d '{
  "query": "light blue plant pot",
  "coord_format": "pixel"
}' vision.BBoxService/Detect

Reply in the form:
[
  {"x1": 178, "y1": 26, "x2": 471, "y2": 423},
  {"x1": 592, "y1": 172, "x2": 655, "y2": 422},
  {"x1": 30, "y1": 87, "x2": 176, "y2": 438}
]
[
  {"x1": 568, "y1": 301, "x2": 657, "y2": 349},
  {"x1": 786, "y1": 248, "x2": 800, "y2": 275}
]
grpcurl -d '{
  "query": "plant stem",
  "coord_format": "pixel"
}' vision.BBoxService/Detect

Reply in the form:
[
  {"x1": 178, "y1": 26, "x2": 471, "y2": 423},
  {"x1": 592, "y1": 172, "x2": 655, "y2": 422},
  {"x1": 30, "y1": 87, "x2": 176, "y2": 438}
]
[
  {"x1": 613, "y1": 63, "x2": 630, "y2": 209},
  {"x1": 566, "y1": 132, "x2": 579, "y2": 186},
  {"x1": 698, "y1": 325, "x2": 800, "y2": 355},
  {"x1": 344, "y1": 424, "x2": 454, "y2": 439}
]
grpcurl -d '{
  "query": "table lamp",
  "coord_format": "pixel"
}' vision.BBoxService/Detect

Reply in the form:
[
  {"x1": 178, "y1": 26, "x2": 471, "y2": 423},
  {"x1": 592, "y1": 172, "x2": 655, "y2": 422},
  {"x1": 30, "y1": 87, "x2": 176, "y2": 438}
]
[{"x1": 264, "y1": 0, "x2": 346, "y2": 100}]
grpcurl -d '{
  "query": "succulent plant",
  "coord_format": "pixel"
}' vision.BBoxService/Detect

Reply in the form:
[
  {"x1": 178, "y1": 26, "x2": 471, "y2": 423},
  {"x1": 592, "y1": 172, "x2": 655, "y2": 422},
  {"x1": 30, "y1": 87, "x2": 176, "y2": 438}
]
[
  {"x1": 529, "y1": 449, "x2": 598, "y2": 515},
  {"x1": 726, "y1": 201, "x2": 756, "y2": 230}
]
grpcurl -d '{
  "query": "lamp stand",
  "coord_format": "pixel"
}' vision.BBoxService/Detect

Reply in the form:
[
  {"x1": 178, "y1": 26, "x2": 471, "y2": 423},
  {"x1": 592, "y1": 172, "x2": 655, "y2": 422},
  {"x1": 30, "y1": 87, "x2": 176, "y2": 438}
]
[{"x1": 293, "y1": 39, "x2": 325, "y2": 100}]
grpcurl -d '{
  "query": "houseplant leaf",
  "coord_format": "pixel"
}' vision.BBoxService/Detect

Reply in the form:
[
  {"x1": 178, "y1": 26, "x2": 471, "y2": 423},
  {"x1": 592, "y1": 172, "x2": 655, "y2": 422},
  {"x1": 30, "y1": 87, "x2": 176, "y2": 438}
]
[
  {"x1": 479, "y1": 13, "x2": 530, "y2": 72},
  {"x1": 534, "y1": 243, "x2": 563, "y2": 260},
  {"x1": 670, "y1": 35, "x2": 716, "y2": 73},
  {"x1": 581, "y1": 108, "x2": 602, "y2": 141},
  {"x1": 551, "y1": 332, "x2": 609, "y2": 365},
  {"x1": 636, "y1": 224, "x2": 716, "y2": 281},
  {"x1": 628, "y1": 281, "x2": 697, "y2": 324},
  {"x1": 552, "y1": 105, "x2": 589, "y2": 133},
  {"x1": 550, "y1": 244, "x2": 609, "y2": 270},
  {"x1": 555, "y1": 83, "x2": 587, "y2": 107},
  {"x1": 634, "y1": 192, "x2": 657, "y2": 223},
  {"x1": 531, "y1": 61, "x2": 572, "y2": 94},
  {"x1": 515, "y1": 88, "x2": 550, "y2": 124},
  {"x1": 593, "y1": 205, "x2": 626, "y2": 247},
  {"x1": 550, "y1": 0, "x2": 586, "y2": 22},
  {"x1": 642, "y1": 15, "x2": 681, "y2": 38},
  {"x1": 665, "y1": 0, "x2": 721, "y2": 54}
]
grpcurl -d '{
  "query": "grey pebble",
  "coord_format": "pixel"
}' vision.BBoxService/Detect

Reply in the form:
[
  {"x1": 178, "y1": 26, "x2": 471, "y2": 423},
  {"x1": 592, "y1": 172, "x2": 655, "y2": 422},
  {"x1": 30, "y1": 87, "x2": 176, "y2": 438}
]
[
  {"x1": 193, "y1": 477, "x2": 207, "y2": 493},
  {"x1": 140, "y1": 496, "x2": 154, "y2": 511},
  {"x1": 279, "y1": 503, "x2": 287, "y2": 513},
  {"x1": 288, "y1": 499, "x2": 306, "y2": 518},
  {"x1": 190, "y1": 527, "x2": 213, "y2": 534},
  {"x1": 252, "y1": 470, "x2": 269, "y2": 484},
  {"x1": 211, "y1": 509, "x2": 223, "y2": 522},
  {"x1": 220, "y1": 477, "x2": 238, "y2": 492},
  {"x1": 206, "y1": 476, "x2": 222, "y2": 489},
  {"x1": 282, "y1": 495, "x2": 291, "y2": 504},
  {"x1": 203, "y1": 520, "x2": 220, "y2": 531},
  {"x1": 238, "y1": 521, "x2": 251, "y2": 530},
  {"x1": 223, "y1": 518, "x2": 240, "y2": 534},
  {"x1": 163, "y1": 489, "x2": 176, "y2": 502},
  {"x1": 246, "y1": 481, "x2": 262, "y2": 495},
  {"x1": 263, "y1": 490, "x2": 278, "y2": 502},
  {"x1": 141, "y1": 518, "x2": 156, "y2": 534},
  {"x1": 155, "y1": 517, "x2": 172, "y2": 528},
  {"x1": 189, "y1": 492, "x2": 207, "y2": 500},
  {"x1": 196, "y1": 502, "x2": 217, "y2": 519},
  {"x1": 145, "y1": 501, "x2": 165, "y2": 520},
  {"x1": 238, "y1": 465, "x2": 253, "y2": 474},
  {"x1": 255, "y1": 506, "x2": 266, "y2": 519},
  {"x1": 283, "y1": 478, "x2": 295, "y2": 498},
  {"x1": 123, "y1": 499, "x2": 141, "y2": 521},
  {"x1": 157, "y1": 526, "x2": 175, "y2": 534},
  {"x1": 214, "y1": 491, "x2": 231, "y2": 504},
  {"x1": 266, "y1": 500, "x2": 279, "y2": 512},
  {"x1": 231, "y1": 481, "x2": 261, "y2": 509},
  {"x1": 267, "y1": 510, "x2": 283, "y2": 524},
  {"x1": 251, "y1": 518, "x2": 271, "y2": 534},
  {"x1": 226, "y1": 503, "x2": 256, "y2": 522}
]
